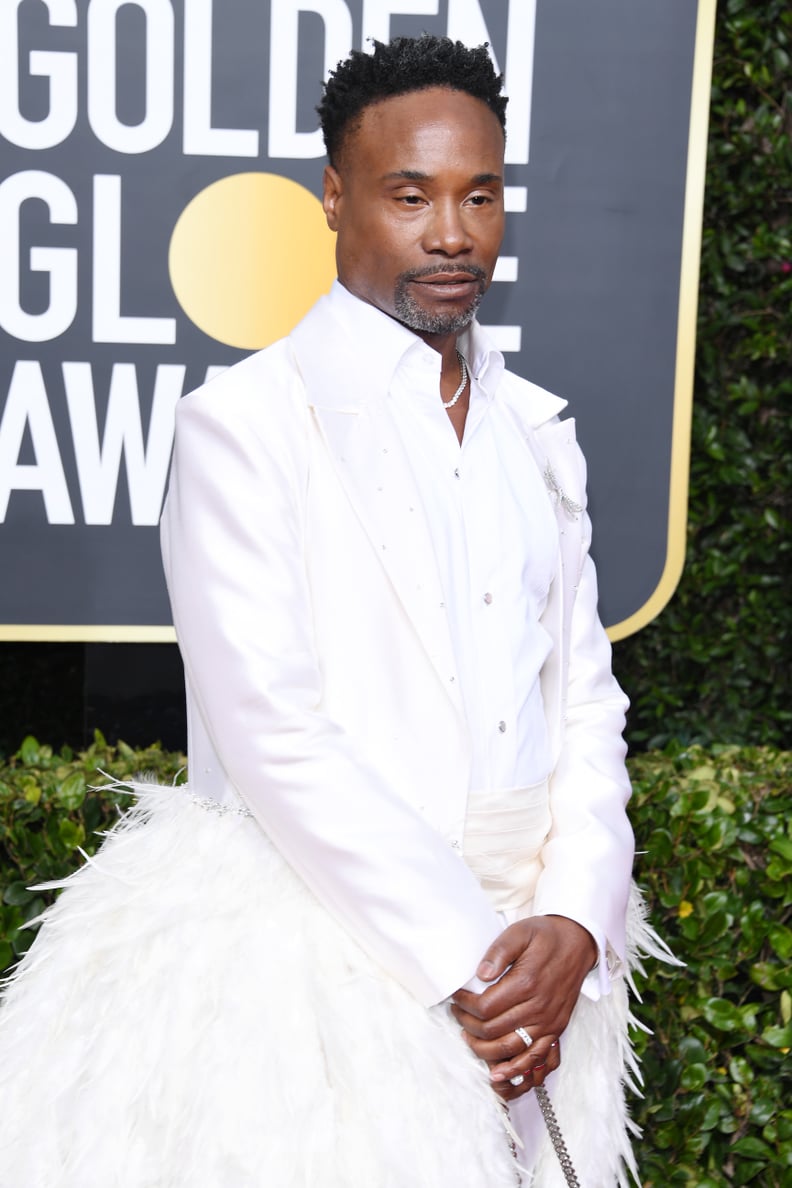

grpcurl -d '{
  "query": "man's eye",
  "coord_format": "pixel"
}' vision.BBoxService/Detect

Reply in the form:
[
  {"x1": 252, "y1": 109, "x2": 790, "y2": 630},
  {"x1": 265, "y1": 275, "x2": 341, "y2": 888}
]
[
  {"x1": 468, "y1": 194, "x2": 492, "y2": 206},
  {"x1": 398, "y1": 194, "x2": 424, "y2": 204}
]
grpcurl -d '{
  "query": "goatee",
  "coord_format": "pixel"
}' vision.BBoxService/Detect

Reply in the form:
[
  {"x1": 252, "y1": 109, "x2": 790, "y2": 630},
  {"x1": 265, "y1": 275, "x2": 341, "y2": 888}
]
[{"x1": 393, "y1": 265, "x2": 487, "y2": 335}]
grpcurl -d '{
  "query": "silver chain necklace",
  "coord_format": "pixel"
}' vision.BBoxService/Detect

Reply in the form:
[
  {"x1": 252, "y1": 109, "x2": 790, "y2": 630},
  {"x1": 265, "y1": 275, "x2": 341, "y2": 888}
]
[{"x1": 443, "y1": 350, "x2": 468, "y2": 409}]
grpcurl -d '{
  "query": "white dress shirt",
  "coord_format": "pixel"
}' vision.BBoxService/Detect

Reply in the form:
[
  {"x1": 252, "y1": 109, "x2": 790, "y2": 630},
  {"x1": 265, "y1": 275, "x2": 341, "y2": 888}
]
[
  {"x1": 329, "y1": 283, "x2": 609, "y2": 1000},
  {"x1": 332, "y1": 282, "x2": 558, "y2": 795}
]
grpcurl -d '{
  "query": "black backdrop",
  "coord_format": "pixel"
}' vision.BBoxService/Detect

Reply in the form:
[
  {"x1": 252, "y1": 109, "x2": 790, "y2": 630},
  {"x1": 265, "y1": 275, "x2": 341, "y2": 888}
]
[{"x1": 0, "y1": 0, "x2": 714, "y2": 750}]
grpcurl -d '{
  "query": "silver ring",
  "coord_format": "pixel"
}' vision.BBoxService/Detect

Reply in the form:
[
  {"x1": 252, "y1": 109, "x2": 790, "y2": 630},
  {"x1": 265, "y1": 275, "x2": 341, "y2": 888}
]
[
  {"x1": 514, "y1": 1026, "x2": 533, "y2": 1048},
  {"x1": 509, "y1": 1074, "x2": 525, "y2": 1086}
]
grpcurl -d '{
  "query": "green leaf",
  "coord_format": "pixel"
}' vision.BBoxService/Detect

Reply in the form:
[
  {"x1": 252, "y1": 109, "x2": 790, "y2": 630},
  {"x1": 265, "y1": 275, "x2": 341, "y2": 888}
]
[
  {"x1": 768, "y1": 924, "x2": 792, "y2": 961},
  {"x1": 680, "y1": 1063, "x2": 709, "y2": 1091},
  {"x1": 54, "y1": 772, "x2": 86, "y2": 811},
  {"x1": 749, "y1": 962, "x2": 791, "y2": 991},
  {"x1": 730, "y1": 1136, "x2": 774, "y2": 1160},
  {"x1": 2, "y1": 881, "x2": 35, "y2": 907},
  {"x1": 769, "y1": 836, "x2": 792, "y2": 863},
  {"x1": 729, "y1": 1057, "x2": 754, "y2": 1085},
  {"x1": 18, "y1": 736, "x2": 40, "y2": 765},
  {"x1": 57, "y1": 819, "x2": 85, "y2": 850},
  {"x1": 761, "y1": 1024, "x2": 792, "y2": 1049},
  {"x1": 702, "y1": 997, "x2": 744, "y2": 1031},
  {"x1": 678, "y1": 1035, "x2": 709, "y2": 1064}
]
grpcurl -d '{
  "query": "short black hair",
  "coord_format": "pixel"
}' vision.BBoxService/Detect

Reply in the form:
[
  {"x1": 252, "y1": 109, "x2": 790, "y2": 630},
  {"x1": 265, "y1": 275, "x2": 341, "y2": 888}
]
[{"x1": 317, "y1": 35, "x2": 507, "y2": 166}]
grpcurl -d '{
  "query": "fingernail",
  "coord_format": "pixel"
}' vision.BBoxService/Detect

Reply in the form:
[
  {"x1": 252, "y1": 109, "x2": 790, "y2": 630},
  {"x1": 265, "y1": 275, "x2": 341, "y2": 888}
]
[
  {"x1": 478, "y1": 960, "x2": 495, "y2": 979},
  {"x1": 491, "y1": 1071, "x2": 506, "y2": 1082},
  {"x1": 533, "y1": 1062, "x2": 546, "y2": 1072}
]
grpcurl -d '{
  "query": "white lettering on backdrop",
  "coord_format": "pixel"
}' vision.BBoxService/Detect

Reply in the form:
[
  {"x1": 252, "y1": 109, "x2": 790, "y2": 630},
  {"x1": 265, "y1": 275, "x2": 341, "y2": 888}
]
[{"x1": 0, "y1": 0, "x2": 536, "y2": 525}]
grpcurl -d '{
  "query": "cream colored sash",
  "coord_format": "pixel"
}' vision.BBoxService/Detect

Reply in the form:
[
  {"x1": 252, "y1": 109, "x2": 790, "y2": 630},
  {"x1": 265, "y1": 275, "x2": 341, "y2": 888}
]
[{"x1": 462, "y1": 780, "x2": 551, "y2": 914}]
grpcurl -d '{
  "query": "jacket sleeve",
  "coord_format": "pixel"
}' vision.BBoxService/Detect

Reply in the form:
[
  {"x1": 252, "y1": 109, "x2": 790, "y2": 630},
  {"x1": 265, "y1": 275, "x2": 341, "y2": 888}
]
[
  {"x1": 530, "y1": 459, "x2": 635, "y2": 997},
  {"x1": 160, "y1": 361, "x2": 503, "y2": 1008}
]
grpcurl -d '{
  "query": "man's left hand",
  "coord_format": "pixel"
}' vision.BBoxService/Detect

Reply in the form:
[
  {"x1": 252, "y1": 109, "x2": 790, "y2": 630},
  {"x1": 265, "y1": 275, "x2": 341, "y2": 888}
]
[{"x1": 451, "y1": 915, "x2": 596, "y2": 1099}]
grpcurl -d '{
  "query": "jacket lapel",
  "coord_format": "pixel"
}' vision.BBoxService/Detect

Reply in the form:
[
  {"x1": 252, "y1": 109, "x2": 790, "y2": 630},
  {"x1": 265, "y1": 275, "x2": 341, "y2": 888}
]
[
  {"x1": 499, "y1": 376, "x2": 588, "y2": 761},
  {"x1": 289, "y1": 297, "x2": 467, "y2": 723}
]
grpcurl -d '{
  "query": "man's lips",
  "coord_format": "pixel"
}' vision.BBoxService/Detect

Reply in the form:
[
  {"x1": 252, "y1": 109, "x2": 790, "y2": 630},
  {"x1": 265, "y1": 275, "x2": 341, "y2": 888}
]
[
  {"x1": 412, "y1": 272, "x2": 480, "y2": 283},
  {"x1": 409, "y1": 273, "x2": 483, "y2": 297}
]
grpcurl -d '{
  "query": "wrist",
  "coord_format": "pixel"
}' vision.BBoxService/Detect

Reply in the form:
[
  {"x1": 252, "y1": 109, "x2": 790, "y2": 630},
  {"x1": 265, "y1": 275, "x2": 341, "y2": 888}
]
[{"x1": 546, "y1": 914, "x2": 598, "y2": 970}]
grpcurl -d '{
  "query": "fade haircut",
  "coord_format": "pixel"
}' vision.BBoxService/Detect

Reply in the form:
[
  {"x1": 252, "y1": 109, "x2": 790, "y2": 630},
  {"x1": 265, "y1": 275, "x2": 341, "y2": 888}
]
[{"x1": 317, "y1": 35, "x2": 508, "y2": 167}]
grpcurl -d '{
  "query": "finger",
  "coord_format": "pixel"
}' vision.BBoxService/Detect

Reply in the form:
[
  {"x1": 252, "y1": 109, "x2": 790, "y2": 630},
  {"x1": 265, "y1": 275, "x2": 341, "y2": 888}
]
[
  {"x1": 450, "y1": 988, "x2": 486, "y2": 1018},
  {"x1": 504, "y1": 1037, "x2": 561, "y2": 1093},
  {"x1": 453, "y1": 998, "x2": 545, "y2": 1040},
  {"x1": 493, "y1": 1076, "x2": 531, "y2": 1101},
  {"x1": 529, "y1": 1037, "x2": 561, "y2": 1088},
  {"x1": 455, "y1": 963, "x2": 550, "y2": 1024},
  {"x1": 488, "y1": 1037, "x2": 558, "y2": 1086},
  {"x1": 475, "y1": 926, "x2": 532, "y2": 984},
  {"x1": 492, "y1": 1066, "x2": 538, "y2": 1102},
  {"x1": 461, "y1": 1026, "x2": 534, "y2": 1064},
  {"x1": 468, "y1": 958, "x2": 562, "y2": 1023}
]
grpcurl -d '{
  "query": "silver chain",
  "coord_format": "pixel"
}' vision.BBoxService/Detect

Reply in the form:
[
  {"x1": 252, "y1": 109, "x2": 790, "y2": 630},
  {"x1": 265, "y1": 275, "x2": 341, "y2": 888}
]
[
  {"x1": 535, "y1": 1085, "x2": 581, "y2": 1187},
  {"x1": 442, "y1": 350, "x2": 468, "y2": 408}
]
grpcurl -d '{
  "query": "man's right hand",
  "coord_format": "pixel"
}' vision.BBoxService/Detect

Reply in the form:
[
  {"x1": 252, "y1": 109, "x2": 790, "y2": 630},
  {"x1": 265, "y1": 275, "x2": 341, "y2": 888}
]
[{"x1": 451, "y1": 914, "x2": 596, "y2": 1098}]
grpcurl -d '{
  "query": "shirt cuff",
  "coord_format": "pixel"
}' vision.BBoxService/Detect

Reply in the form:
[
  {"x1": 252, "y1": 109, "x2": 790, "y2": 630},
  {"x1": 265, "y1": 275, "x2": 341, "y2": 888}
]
[
  {"x1": 580, "y1": 937, "x2": 624, "y2": 1001},
  {"x1": 459, "y1": 911, "x2": 509, "y2": 994}
]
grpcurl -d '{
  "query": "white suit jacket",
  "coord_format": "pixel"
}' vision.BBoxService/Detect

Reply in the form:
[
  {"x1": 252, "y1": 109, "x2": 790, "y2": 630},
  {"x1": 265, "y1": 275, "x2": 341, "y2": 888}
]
[{"x1": 160, "y1": 288, "x2": 634, "y2": 1008}]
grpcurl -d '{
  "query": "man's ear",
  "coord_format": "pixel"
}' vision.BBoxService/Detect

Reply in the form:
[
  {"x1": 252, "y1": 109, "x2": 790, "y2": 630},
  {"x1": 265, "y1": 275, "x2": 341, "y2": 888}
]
[{"x1": 322, "y1": 164, "x2": 343, "y2": 230}]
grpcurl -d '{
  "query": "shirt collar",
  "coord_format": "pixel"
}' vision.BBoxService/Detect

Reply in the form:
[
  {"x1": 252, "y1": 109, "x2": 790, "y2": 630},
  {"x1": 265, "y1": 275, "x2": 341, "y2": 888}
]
[{"x1": 327, "y1": 280, "x2": 506, "y2": 400}]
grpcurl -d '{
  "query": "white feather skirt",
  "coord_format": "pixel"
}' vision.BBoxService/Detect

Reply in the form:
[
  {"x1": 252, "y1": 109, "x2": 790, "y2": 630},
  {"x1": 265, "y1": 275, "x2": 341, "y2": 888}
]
[
  {"x1": 0, "y1": 784, "x2": 671, "y2": 1187},
  {"x1": 0, "y1": 785, "x2": 521, "y2": 1188}
]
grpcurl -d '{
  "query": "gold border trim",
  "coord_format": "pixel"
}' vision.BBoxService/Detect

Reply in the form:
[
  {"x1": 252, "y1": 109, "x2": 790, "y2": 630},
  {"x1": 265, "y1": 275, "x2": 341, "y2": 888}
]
[
  {"x1": 607, "y1": 0, "x2": 717, "y2": 642},
  {"x1": 0, "y1": 625, "x2": 176, "y2": 643}
]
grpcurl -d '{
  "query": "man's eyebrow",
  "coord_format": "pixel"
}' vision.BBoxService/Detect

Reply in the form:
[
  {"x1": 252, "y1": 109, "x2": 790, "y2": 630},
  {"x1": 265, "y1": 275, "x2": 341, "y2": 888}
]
[
  {"x1": 381, "y1": 170, "x2": 432, "y2": 181},
  {"x1": 381, "y1": 170, "x2": 503, "y2": 184}
]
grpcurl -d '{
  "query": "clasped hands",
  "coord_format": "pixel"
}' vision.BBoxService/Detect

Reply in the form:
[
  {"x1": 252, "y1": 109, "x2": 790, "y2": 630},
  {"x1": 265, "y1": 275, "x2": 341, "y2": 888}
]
[{"x1": 451, "y1": 915, "x2": 597, "y2": 1101}]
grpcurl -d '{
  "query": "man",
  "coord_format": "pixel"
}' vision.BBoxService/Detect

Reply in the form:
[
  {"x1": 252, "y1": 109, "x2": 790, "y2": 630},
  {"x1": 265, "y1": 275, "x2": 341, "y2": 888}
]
[
  {"x1": 0, "y1": 34, "x2": 652, "y2": 1188},
  {"x1": 162, "y1": 32, "x2": 639, "y2": 1183}
]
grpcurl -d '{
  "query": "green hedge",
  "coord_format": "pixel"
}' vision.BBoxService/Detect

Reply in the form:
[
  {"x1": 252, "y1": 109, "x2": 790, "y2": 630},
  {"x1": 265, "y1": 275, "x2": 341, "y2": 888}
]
[
  {"x1": 0, "y1": 735, "x2": 186, "y2": 973},
  {"x1": 1, "y1": 736, "x2": 790, "y2": 1184},
  {"x1": 628, "y1": 743, "x2": 791, "y2": 1185},
  {"x1": 612, "y1": 0, "x2": 792, "y2": 750}
]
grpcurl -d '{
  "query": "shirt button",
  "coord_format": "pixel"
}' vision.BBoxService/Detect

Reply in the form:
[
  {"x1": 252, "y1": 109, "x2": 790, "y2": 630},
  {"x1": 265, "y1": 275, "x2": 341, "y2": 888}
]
[
  {"x1": 483, "y1": 592, "x2": 493, "y2": 605},
  {"x1": 454, "y1": 468, "x2": 461, "y2": 479},
  {"x1": 498, "y1": 720, "x2": 507, "y2": 733}
]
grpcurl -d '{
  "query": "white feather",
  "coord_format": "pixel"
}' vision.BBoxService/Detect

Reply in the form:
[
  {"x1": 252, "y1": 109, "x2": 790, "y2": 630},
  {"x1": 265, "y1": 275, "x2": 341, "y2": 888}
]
[{"x1": 0, "y1": 784, "x2": 674, "y2": 1187}]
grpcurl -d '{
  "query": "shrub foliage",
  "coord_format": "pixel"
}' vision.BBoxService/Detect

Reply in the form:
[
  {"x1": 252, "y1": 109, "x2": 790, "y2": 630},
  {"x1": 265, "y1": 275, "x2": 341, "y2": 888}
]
[
  {"x1": 613, "y1": 0, "x2": 792, "y2": 749},
  {"x1": 629, "y1": 743, "x2": 791, "y2": 1186},
  {"x1": 0, "y1": 734, "x2": 185, "y2": 973},
  {"x1": 1, "y1": 736, "x2": 790, "y2": 1184}
]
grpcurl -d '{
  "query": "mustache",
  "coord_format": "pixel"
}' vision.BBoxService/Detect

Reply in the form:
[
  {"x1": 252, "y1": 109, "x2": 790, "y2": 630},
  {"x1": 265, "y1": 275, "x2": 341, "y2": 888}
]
[{"x1": 398, "y1": 264, "x2": 488, "y2": 283}]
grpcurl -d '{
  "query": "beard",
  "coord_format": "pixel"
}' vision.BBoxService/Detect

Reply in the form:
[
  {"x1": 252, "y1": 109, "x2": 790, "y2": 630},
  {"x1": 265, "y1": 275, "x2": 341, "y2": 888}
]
[{"x1": 393, "y1": 264, "x2": 487, "y2": 335}]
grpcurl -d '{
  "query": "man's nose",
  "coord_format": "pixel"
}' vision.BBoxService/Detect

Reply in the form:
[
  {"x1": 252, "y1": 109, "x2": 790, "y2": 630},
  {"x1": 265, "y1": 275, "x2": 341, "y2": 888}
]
[{"x1": 423, "y1": 200, "x2": 474, "y2": 255}]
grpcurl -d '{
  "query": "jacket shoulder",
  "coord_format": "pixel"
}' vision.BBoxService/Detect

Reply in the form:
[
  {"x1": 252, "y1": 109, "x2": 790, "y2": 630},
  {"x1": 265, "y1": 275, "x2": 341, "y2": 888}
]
[
  {"x1": 178, "y1": 338, "x2": 304, "y2": 429},
  {"x1": 498, "y1": 368, "x2": 568, "y2": 429}
]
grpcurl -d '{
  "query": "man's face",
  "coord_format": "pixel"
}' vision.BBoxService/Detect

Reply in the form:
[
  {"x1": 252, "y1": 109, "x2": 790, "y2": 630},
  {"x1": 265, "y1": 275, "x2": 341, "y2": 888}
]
[{"x1": 322, "y1": 87, "x2": 505, "y2": 342}]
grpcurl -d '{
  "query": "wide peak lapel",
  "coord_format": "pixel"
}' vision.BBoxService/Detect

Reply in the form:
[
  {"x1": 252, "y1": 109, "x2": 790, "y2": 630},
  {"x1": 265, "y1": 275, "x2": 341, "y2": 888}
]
[
  {"x1": 499, "y1": 386, "x2": 588, "y2": 765},
  {"x1": 531, "y1": 419, "x2": 587, "y2": 515},
  {"x1": 289, "y1": 304, "x2": 465, "y2": 722},
  {"x1": 498, "y1": 374, "x2": 584, "y2": 517}
]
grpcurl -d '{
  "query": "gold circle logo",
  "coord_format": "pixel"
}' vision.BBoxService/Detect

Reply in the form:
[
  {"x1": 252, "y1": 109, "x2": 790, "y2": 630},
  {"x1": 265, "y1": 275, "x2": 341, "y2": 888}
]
[{"x1": 169, "y1": 172, "x2": 337, "y2": 350}]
